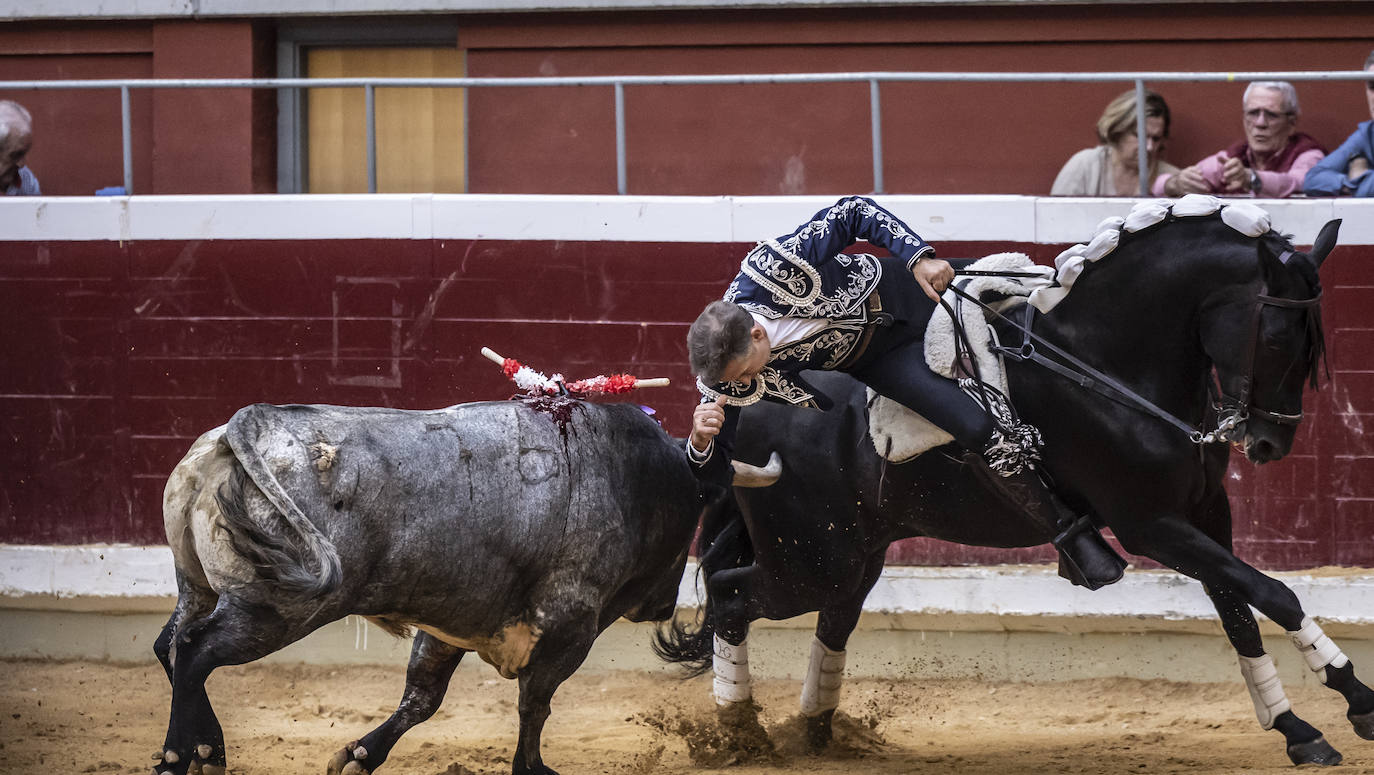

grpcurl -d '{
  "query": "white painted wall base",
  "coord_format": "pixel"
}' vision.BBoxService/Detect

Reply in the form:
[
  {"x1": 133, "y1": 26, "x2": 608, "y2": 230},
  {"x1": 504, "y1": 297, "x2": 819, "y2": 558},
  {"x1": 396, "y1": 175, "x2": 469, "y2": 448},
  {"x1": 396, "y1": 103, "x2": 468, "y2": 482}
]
[{"x1": 4, "y1": 545, "x2": 1373, "y2": 683}]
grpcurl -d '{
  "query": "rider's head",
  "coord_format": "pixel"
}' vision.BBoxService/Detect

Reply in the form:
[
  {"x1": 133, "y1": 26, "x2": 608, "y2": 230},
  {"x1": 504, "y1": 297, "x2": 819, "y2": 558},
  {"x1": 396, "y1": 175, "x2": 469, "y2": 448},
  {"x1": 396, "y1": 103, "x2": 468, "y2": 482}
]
[{"x1": 688, "y1": 300, "x2": 758, "y2": 383}]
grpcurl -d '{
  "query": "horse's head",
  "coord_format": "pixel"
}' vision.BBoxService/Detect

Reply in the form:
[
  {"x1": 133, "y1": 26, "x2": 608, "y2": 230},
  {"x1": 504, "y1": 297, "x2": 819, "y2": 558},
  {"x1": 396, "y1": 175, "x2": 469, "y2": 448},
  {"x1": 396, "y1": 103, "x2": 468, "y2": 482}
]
[{"x1": 1200, "y1": 219, "x2": 1339, "y2": 463}]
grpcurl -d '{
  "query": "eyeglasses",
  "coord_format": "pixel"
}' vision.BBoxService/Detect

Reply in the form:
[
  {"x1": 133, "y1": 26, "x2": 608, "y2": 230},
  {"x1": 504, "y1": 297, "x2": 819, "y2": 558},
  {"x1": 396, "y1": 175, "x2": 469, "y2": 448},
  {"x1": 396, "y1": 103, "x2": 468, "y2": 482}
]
[{"x1": 1243, "y1": 108, "x2": 1294, "y2": 124}]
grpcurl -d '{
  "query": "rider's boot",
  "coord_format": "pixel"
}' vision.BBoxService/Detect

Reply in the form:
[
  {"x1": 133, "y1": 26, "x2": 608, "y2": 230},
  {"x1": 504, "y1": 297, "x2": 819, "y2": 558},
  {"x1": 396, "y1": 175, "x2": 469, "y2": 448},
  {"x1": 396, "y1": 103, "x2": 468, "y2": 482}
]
[{"x1": 962, "y1": 451, "x2": 1127, "y2": 590}]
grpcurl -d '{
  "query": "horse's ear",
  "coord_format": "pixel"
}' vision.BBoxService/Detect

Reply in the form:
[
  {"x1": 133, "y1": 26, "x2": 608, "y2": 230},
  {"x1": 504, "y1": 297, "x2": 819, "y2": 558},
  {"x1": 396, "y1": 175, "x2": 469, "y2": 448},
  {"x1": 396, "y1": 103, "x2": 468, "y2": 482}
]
[{"x1": 1308, "y1": 219, "x2": 1342, "y2": 269}]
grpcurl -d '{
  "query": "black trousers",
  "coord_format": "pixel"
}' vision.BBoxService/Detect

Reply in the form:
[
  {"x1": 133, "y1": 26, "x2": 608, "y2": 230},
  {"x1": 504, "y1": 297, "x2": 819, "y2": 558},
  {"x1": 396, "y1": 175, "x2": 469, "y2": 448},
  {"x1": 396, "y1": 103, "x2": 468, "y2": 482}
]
[{"x1": 841, "y1": 258, "x2": 994, "y2": 451}]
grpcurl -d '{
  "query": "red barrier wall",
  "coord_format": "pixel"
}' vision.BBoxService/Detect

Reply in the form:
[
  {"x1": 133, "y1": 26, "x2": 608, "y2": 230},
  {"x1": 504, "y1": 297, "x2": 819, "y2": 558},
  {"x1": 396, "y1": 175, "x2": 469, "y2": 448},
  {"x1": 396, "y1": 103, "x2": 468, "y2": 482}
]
[{"x1": 2, "y1": 232, "x2": 1370, "y2": 570}]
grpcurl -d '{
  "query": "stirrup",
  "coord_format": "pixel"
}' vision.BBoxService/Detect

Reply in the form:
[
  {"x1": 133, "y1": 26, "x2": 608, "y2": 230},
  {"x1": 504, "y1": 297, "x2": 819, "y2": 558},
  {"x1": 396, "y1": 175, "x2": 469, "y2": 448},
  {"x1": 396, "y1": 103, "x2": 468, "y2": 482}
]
[{"x1": 1053, "y1": 515, "x2": 1128, "y2": 590}]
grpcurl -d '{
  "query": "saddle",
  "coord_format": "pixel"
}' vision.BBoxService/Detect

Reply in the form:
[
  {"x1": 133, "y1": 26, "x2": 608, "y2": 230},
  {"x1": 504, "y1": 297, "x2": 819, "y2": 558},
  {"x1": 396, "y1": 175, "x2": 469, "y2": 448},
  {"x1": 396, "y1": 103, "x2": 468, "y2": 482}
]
[{"x1": 867, "y1": 252, "x2": 1053, "y2": 463}]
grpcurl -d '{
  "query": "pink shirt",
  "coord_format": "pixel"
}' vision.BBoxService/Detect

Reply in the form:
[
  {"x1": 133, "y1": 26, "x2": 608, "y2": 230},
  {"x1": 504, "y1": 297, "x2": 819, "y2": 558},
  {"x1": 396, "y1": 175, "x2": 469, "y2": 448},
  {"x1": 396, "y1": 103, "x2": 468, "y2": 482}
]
[{"x1": 1151, "y1": 147, "x2": 1325, "y2": 198}]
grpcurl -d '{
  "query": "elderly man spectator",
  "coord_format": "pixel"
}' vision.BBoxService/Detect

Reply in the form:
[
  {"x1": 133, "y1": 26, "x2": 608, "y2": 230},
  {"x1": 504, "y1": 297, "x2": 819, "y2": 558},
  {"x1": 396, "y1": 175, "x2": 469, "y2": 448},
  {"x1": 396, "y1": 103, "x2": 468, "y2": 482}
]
[
  {"x1": 0, "y1": 100, "x2": 39, "y2": 196},
  {"x1": 1154, "y1": 82, "x2": 1324, "y2": 198},
  {"x1": 1304, "y1": 50, "x2": 1374, "y2": 198}
]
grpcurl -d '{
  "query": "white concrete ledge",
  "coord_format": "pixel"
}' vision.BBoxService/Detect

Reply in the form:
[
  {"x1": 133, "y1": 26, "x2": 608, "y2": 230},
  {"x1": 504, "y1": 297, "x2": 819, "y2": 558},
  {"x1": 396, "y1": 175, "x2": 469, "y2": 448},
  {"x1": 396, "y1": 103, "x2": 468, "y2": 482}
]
[
  {"x1": 4, "y1": 545, "x2": 1373, "y2": 680},
  {"x1": 1, "y1": 194, "x2": 1366, "y2": 245},
  {"x1": 5, "y1": 544, "x2": 1372, "y2": 630}
]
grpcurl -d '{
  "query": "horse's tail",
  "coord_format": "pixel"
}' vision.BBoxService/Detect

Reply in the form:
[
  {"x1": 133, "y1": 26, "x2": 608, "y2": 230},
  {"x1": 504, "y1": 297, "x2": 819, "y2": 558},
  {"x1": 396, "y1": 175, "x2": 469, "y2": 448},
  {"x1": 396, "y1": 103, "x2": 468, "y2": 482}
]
[{"x1": 652, "y1": 495, "x2": 753, "y2": 676}]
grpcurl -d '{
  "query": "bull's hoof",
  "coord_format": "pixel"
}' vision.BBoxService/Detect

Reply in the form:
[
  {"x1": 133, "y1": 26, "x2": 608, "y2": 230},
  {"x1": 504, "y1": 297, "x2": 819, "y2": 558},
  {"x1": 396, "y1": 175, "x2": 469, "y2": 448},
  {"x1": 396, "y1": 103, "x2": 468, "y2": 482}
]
[
  {"x1": 151, "y1": 747, "x2": 189, "y2": 775},
  {"x1": 1350, "y1": 709, "x2": 1374, "y2": 741},
  {"x1": 1287, "y1": 736, "x2": 1343, "y2": 766},
  {"x1": 327, "y1": 742, "x2": 373, "y2": 775},
  {"x1": 804, "y1": 709, "x2": 835, "y2": 752}
]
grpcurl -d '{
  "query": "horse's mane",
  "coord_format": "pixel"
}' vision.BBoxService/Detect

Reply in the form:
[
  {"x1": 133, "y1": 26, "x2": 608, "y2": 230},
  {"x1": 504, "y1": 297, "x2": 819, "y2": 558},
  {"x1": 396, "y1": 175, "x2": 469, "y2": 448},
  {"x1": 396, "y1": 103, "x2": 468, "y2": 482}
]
[
  {"x1": 1029, "y1": 194, "x2": 1326, "y2": 391},
  {"x1": 1029, "y1": 194, "x2": 1293, "y2": 314}
]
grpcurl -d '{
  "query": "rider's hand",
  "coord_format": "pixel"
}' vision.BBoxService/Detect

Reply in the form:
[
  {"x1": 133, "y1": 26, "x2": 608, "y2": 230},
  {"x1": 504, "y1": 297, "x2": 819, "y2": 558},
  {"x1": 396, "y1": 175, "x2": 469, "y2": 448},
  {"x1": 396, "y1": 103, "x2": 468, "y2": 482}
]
[
  {"x1": 690, "y1": 397, "x2": 727, "y2": 452},
  {"x1": 912, "y1": 258, "x2": 955, "y2": 302}
]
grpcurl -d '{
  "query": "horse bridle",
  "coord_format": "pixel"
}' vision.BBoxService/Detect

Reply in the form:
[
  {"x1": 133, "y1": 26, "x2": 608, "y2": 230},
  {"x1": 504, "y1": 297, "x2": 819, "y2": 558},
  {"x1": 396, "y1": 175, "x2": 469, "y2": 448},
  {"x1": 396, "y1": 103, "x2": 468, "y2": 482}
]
[
  {"x1": 950, "y1": 266, "x2": 1325, "y2": 446},
  {"x1": 1211, "y1": 288, "x2": 1324, "y2": 436}
]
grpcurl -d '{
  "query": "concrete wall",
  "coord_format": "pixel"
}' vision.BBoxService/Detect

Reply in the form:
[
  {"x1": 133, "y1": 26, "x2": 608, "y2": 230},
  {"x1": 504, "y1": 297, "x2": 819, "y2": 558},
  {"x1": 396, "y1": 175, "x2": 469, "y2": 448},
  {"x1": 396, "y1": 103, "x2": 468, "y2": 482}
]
[
  {"x1": 3, "y1": 194, "x2": 1373, "y2": 566},
  {"x1": 3, "y1": 546, "x2": 1373, "y2": 685}
]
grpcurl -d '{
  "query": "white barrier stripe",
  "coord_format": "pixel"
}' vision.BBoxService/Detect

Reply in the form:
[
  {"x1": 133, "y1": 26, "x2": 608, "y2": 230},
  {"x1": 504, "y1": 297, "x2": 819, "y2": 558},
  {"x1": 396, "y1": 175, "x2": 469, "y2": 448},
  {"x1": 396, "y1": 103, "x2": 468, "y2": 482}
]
[
  {"x1": 0, "y1": 195, "x2": 1365, "y2": 245},
  {"x1": 5, "y1": 547, "x2": 1374, "y2": 625}
]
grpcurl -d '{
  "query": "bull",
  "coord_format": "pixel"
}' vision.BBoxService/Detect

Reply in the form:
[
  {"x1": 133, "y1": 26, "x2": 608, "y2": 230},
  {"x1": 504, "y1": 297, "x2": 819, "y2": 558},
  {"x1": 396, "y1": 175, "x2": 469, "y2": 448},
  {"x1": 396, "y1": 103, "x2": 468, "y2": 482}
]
[{"x1": 152, "y1": 397, "x2": 776, "y2": 775}]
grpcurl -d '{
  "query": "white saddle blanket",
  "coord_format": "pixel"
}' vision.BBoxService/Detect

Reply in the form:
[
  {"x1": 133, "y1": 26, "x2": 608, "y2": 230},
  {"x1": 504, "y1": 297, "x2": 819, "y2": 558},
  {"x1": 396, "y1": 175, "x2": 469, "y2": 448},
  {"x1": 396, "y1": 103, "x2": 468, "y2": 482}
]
[{"x1": 867, "y1": 252, "x2": 1053, "y2": 463}]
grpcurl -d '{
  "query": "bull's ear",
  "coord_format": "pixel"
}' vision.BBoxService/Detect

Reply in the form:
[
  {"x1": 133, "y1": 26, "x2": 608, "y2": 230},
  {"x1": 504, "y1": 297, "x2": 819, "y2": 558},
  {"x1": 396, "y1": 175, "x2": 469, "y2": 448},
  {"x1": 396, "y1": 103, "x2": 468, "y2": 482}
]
[{"x1": 1309, "y1": 219, "x2": 1342, "y2": 269}]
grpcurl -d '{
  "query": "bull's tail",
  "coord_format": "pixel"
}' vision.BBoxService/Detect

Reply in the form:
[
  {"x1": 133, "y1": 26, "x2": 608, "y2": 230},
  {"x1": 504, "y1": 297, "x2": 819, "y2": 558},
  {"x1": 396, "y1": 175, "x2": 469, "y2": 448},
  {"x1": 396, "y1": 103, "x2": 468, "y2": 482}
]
[
  {"x1": 217, "y1": 407, "x2": 343, "y2": 599},
  {"x1": 652, "y1": 498, "x2": 752, "y2": 676}
]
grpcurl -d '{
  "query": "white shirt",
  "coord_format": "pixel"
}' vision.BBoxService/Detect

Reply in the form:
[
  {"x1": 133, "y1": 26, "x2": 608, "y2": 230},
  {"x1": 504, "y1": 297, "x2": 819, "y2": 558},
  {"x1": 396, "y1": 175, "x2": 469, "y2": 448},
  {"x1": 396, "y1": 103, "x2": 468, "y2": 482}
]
[{"x1": 750, "y1": 311, "x2": 830, "y2": 349}]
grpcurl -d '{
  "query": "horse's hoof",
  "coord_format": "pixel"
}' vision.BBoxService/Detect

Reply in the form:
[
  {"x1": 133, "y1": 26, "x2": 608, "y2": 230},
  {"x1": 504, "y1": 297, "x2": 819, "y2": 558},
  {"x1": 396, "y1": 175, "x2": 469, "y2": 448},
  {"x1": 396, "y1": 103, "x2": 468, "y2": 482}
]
[
  {"x1": 1350, "y1": 709, "x2": 1374, "y2": 741},
  {"x1": 805, "y1": 710, "x2": 835, "y2": 752},
  {"x1": 1287, "y1": 736, "x2": 1343, "y2": 766}
]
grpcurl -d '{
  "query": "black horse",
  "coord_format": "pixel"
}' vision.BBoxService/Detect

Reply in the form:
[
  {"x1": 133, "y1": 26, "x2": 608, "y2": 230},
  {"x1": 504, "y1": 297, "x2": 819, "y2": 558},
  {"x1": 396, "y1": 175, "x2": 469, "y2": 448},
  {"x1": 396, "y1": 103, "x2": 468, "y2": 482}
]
[{"x1": 658, "y1": 204, "x2": 1374, "y2": 766}]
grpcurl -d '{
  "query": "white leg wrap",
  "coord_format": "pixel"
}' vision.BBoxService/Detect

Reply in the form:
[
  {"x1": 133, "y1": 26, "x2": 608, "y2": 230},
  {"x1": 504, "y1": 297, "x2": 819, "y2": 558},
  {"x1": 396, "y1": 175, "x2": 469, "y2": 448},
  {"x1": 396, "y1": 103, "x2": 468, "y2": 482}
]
[
  {"x1": 1288, "y1": 616, "x2": 1350, "y2": 683},
  {"x1": 799, "y1": 636, "x2": 846, "y2": 717},
  {"x1": 713, "y1": 633, "x2": 752, "y2": 705},
  {"x1": 1239, "y1": 653, "x2": 1292, "y2": 730}
]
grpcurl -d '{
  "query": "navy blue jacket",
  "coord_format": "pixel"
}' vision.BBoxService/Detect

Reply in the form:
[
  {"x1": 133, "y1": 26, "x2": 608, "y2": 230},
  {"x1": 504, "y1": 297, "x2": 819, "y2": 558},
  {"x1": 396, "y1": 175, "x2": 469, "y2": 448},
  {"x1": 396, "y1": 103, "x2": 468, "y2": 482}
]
[{"x1": 699, "y1": 196, "x2": 934, "y2": 410}]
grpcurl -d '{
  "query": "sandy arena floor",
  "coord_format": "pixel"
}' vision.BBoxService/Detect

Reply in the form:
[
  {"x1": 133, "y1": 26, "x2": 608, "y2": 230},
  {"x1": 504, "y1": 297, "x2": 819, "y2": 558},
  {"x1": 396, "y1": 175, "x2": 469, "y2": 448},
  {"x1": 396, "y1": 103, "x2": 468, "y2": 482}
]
[{"x1": 2, "y1": 659, "x2": 1374, "y2": 775}]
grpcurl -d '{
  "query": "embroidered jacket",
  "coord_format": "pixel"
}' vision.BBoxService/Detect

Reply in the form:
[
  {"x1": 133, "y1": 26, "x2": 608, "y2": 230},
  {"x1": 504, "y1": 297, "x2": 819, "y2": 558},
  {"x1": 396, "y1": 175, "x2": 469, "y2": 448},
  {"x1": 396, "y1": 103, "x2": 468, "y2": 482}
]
[{"x1": 699, "y1": 196, "x2": 934, "y2": 410}]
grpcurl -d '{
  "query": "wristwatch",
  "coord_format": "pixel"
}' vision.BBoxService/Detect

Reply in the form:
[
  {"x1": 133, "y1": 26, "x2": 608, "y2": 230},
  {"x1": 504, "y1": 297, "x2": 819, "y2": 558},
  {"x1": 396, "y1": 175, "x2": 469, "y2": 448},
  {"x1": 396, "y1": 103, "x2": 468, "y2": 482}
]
[{"x1": 1248, "y1": 169, "x2": 1262, "y2": 194}]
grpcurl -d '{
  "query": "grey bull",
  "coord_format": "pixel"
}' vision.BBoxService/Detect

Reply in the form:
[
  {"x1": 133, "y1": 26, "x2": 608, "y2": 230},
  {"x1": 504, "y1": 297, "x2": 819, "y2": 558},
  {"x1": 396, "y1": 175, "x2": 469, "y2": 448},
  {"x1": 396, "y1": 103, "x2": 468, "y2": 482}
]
[{"x1": 153, "y1": 398, "x2": 726, "y2": 775}]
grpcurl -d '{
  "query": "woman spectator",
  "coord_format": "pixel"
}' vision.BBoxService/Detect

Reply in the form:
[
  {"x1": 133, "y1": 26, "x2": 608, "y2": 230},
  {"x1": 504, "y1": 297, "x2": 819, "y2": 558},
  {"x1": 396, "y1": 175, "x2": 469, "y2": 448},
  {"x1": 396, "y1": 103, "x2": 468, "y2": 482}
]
[{"x1": 1051, "y1": 89, "x2": 1177, "y2": 197}]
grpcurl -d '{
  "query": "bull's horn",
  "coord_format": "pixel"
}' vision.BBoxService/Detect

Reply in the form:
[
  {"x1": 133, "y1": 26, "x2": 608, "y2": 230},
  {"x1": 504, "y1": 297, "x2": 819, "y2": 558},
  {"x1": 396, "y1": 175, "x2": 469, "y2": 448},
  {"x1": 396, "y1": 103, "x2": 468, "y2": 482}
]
[{"x1": 732, "y1": 452, "x2": 782, "y2": 488}]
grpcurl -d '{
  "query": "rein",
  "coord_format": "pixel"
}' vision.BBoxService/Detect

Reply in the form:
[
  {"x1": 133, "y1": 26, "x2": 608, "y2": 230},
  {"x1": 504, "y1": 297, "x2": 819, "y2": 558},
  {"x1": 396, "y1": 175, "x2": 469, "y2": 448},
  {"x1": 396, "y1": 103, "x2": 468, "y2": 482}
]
[{"x1": 946, "y1": 267, "x2": 1322, "y2": 445}]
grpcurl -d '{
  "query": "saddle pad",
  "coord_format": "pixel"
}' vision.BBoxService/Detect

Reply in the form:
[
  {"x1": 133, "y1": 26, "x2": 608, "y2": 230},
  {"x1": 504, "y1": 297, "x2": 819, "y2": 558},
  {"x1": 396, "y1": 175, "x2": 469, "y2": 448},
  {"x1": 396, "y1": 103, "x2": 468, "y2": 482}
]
[{"x1": 867, "y1": 252, "x2": 1052, "y2": 463}]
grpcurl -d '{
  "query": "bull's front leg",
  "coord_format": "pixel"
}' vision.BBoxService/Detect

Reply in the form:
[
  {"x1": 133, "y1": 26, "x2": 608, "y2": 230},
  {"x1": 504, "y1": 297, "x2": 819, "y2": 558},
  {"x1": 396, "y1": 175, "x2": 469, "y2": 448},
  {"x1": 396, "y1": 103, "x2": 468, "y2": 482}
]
[
  {"x1": 510, "y1": 612, "x2": 602, "y2": 775},
  {"x1": 327, "y1": 632, "x2": 466, "y2": 775}
]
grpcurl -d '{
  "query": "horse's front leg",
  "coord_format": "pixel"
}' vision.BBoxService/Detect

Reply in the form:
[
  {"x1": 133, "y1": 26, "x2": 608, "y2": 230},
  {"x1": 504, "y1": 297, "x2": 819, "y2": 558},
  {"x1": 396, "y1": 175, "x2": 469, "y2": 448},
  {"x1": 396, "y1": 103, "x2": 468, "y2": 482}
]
[
  {"x1": 1119, "y1": 515, "x2": 1371, "y2": 765},
  {"x1": 1203, "y1": 584, "x2": 1341, "y2": 764}
]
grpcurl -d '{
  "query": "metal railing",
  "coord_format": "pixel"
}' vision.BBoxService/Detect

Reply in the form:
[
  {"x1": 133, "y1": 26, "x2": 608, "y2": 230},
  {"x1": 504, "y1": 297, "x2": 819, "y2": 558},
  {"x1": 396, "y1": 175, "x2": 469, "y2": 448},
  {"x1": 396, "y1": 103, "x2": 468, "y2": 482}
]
[{"x1": 2, "y1": 70, "x2": 1370, "y2": 196}]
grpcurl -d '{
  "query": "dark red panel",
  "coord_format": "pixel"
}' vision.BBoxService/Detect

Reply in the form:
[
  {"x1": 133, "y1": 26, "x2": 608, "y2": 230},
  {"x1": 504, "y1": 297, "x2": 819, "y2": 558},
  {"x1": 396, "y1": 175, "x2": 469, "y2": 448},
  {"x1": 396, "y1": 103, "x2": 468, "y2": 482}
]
[{"x1": 6, "y1": 236, "x2": 1374, "y2": 571}]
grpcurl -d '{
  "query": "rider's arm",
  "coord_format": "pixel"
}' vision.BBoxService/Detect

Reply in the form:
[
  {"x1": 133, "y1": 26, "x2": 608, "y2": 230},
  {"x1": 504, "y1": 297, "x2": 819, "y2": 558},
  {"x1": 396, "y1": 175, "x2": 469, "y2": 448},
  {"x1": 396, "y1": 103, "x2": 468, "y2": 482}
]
[
  {"x1": 778, "y1": 195, "x2": 935, "y2": 272},
  {"x1": 687, "y1": 397, "x2": 740, "y2": 488}
]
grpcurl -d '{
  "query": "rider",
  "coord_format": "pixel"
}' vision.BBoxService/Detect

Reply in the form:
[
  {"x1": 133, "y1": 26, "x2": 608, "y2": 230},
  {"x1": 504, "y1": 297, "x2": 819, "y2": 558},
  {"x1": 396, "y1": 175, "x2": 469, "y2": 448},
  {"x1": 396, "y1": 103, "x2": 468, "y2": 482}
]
[{"x1": 685, "y1": 195, "x2": 1127, "y2": 589}]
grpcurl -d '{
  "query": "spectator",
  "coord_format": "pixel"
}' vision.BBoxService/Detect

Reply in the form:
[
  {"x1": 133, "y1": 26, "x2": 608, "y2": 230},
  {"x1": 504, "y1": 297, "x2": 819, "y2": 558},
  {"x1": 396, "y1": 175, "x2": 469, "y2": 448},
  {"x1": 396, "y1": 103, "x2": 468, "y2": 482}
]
[
  {"x1": 1051, "y1": 89, "x2": 1178, "y2": 196},
  {"x1": 1155, "y1": 82, "x2": 1324, "y2": 198},
  {"x1": 0, "y1": 100, "x2": 39, "y2": 196},
  {"x1": 1304, "y1": 50, "x2": 1374, "y2": 198}
]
